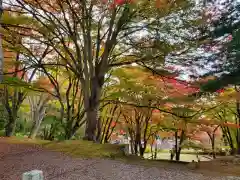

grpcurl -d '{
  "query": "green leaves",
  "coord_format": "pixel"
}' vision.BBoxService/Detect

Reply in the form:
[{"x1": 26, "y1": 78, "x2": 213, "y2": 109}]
[{"x1": 1, "y1": 76, "x2": 49, "y2": 93}]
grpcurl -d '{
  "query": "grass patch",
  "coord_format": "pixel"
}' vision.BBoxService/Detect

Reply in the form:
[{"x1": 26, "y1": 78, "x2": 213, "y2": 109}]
[
  {"x1": 1, "y1": 137, "x2": 125, "y2": 159},
  {"x1": 42, "y1": 140, "x2": 125, "y2": 159}
]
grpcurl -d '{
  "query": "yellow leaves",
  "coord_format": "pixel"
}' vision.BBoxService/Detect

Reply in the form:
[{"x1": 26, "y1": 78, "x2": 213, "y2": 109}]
[
  {"x1": 217, "y1": 87, "x2": 238, "y2": 101},
  {"x1": 99, "y1": 46, "x2": 105, "y2": 57},
  {"x1": 34, "y1": 76, "x2": 54, "y2": 92}
]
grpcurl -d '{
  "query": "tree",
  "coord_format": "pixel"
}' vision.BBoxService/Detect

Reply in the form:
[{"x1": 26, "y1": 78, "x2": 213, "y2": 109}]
[
  {"x1": 5, "y1": 0, "x2": 199, "y2": 141},
  {"x1": 1, "y1": 42, "x2": 36, "y2": 136},
  {"x1": 28, "y1": 76, "x2": 54, "y2": 139},
  {"x1": 104, "y1": 66, "x2": 201, "y2": 158},
  {"x1": 100, "y1": 103, "x2": 121, "y2": 143},
  {"x1": 194, "y1": 0, "x2": 240, "y2": 92},
  {"x1": 209, "y1": 87, "x2": 240, "y2": 154}
]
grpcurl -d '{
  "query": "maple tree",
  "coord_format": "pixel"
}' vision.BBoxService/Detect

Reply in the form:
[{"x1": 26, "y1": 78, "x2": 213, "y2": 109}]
[
  {"x1": 2, "y1": 0, "x2": 200, "y2": 141},
  {"x1": 102, "y1": 66, "x2": 205, "y2": 158},
  {"x1": 190, "y1": 0, "x2": 240, "y2": 92},
  {"x1": 1, "y1": 1, "x2": 238, "y2": 163},
  {"x1": 209, "y1": 88, "x2": 240, "y2": 154},
  {"x1": 0, "y1": 27, "x2": 37, "y2": 136},
  {"x1": 100, "y1": 104, "x2": 121, "y2": 143}
]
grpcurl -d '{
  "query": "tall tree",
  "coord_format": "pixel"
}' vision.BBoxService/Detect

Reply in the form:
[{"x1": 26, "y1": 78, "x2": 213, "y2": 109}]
[
  {"x1": 5, "y1": 0, "x2": 199, "y2": 141},
  {"x1": 194, "y1": 0, "x2": 240, "y2": 91}
]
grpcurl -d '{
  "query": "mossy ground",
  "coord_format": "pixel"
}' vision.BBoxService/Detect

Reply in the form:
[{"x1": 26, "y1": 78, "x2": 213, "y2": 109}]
[{"x1": 1, "y1": 137, "x2": 125, "y2": 159}]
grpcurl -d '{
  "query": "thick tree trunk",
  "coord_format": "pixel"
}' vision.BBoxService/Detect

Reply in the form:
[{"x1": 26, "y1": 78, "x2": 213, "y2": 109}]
[
  {"x1": 65, "y1": 121, "x2": 74, "y2": 140},
  {"x1": 84, "y1": 108, "x2": 99, "y2": 141},
  {"x1": 139, "y1": 147, "x2": 145, "y2": 157},
  {"x1": 83, "y1": 77, "x2": 103, "y2": 141},
  {"x1": 5, "y1": 115, "x2": 17, "y2": 137}
]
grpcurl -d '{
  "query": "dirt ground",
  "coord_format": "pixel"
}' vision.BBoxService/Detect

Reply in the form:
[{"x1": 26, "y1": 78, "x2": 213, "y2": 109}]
[{"x1": 0, "y1": 140, "x2": 239, "y2": 180}]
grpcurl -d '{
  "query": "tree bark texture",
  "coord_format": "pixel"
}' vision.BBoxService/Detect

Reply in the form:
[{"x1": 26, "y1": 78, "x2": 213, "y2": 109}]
[{"x1": 28, "y1": 94, "x2": 49, "y2": 139}]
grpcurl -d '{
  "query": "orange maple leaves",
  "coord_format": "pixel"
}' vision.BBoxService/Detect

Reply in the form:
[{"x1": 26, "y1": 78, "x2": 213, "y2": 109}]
[{"x1": 34, "y1": 76, "x2": 55, "y2": 92}]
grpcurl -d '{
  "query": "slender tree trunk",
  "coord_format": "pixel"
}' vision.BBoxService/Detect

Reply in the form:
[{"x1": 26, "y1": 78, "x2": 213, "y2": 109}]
[
  {"x1": 29, "y1": 109, "x2": 45, "y2": 139},
  {"x1": 212, "y1": 140, "x2": 216, "y2": 158},
  {"x1": 96, "y1": 118, "x2": 102, "y2": 143},
  {"x1": 5, "y1": 114, "x2": 17, "y2": 137},
  {"x1": 235, "y1": 88, "x2": 240, "y2": 154},
  {"x1": 175, "y1": 148, "x2": 181, "y2": 161},
  {"x1": 175, "y1": 130, "x2": 184, "y2": 161},
  {"x1": 104, "y1": 118, "x2": 113, "y2": 143},
  {"x1": 237, "y1": 135, "x2": 240, "y2": 154},
  {"x1": 28, "y1": 95, "x2": 48, "y2": 139},
  {"x1": 222, "y1": 126, "x2": 234, "y2": 154},
  {"x1": 135, "y1": 120, "x2": 141, "y2": 155},
  {"x1": 134, "y1": 140, "x2": 138, "y2": 155},
  {"x1": 174, "y1": 131, "x2": 178, "y2": 160},
  {"x1": 154, "y1": 143, "x2": 157, "y2": 159},
  {"x1": 211, "y1": 135, "x2": 216, "y2": 159},
  {"x1": 29, "y1": 120, "x2": 42, "y2": 139}
]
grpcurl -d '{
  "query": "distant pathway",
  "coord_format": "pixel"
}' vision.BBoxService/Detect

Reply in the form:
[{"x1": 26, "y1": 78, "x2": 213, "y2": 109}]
[{"x1": 0, "y1": 141, "x2": 239, "y2": 180}]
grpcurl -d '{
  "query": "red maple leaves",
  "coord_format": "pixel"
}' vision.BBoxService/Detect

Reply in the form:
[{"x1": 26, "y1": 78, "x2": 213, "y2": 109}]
[{"x1": 216, "y1": 89, "x2": 224, "y2": 94}]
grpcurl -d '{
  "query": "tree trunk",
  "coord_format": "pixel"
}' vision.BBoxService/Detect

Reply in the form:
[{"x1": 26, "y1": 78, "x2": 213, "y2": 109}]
[
  {"x1": 103, "y1": 118, "x2": 112, "y2": 143},
  {"x1": 134, "y1": 140, "x2": 138, "y2": 155},
  {"x1": 83, "y1": 77, "x2": 103, "y2": 141},
  {"x1": 235, "y1": 95, "x2": 240, "y2": 154},
  {"x1": 174, "y1": 131, "x2": 178, "y2": 160},
  {"x1": 29, "y1": 121, "x2": 41, "y2": 139},
  {"x1": 65, "y1": 122, "x2": 74, "y2": 140},
  {"x1": 29, "y1": 111, "x2": 45, "y2": 139},
  {"x1": 135, "y1": 120, "x2": 141, "y2": 155},
  {"x1": 175, "y1": 148, "x2": 181, "y2": 161},
  {"x1": 237, "y1": 137, "x2": 240, "y2": 154},
  {"x1": 222, "y1": 127, "x2": 234, "y2": 154},
  {"x1": 174, "y1": 130, "x2": 184, "y2": 161},
  {"x1": 84, "y1": 108, "x2": 99, "y2": 141},
  {"x1": 96, "y1": 118, "x2": 102, "y2": 143},
  {"x1": 5, "y1": 114, "x2": 17, "y2": 137},
  {"x1": 154, "y1": 144, "x2": 157, "y2": 159},
  {"x1": 212, "y1": 135, "x2": 216, "y2": 159}
]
